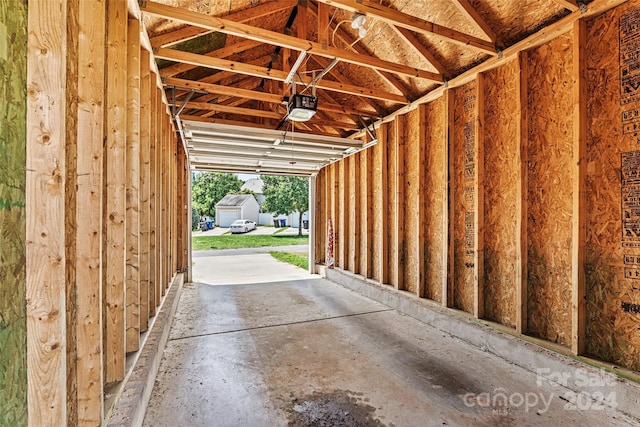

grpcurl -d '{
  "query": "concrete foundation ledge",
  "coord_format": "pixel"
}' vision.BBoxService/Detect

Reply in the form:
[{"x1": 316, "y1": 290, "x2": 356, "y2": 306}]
[
  {"x1": 325, "y1": 267, "x2": 640, "y2": 422},
  {"x1": 106, "y1": 273, "x2": 185, "y2": 427}
]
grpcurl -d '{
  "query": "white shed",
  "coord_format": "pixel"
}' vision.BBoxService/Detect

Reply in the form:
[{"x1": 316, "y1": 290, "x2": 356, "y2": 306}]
[{"x1": 215, "y1": 194, "x2": 260, "y2": 227}]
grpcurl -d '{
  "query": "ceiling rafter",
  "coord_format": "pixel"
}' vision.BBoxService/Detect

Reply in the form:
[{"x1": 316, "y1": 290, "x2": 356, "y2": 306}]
[
  {"x1": 449, "y1": 0, "x2": 499, "y2": 44},
  {"x1": 165, "y1": 76, "x2": 377, "y2": 118},
  {"x1": 148, "y1": 0, "x2": 298, "y2": 47},
  {"x1": 314, "y1": 0, "x2": 497, "y2": 54},
  {"x1": 173, "y1": 101, "x2": 281, "y2": 119},
  {"x1": 166, "y1": 77, "x2": 282, "y2": 104},
  {"x1": 198, "y1": 56, "x2": 273, "y2": 86},
  {"x1": 160, "y1": 39, "x2": 262, "y2": 78},
  {"x1": 141, "y1": 1, "x2": 443, "y2": 82},
  {"x1": 155, "y1": 47, "x2": 408, "y2": 103},
  {"x1": 548, "y1": 0, "x2": 580, "y2": 11}
]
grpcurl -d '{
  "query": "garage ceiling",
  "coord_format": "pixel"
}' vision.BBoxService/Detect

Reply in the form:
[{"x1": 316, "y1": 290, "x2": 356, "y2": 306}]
[
  {"x1": 140, "y1": 0, "x2": 580, "y2": 175},
  {"x1": 183, "y1": 120, "x2": 368, "y2": 176}
]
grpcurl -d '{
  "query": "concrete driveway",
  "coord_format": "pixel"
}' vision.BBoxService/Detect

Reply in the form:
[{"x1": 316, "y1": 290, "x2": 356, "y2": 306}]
[
  {"x1": 195, "y1": 225, "x2": 309, "y2": 237},
  {"x1": 143, "y1": 250, "x2": 638, "y2": 427}
]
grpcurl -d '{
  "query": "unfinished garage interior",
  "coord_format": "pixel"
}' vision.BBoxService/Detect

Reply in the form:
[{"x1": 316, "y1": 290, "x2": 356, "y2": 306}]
[{"x1": 3, "y1": 0, "x2": 640, "y2": 425}]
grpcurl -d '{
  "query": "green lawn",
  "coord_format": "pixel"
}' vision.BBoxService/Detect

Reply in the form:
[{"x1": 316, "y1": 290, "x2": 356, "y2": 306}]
[
  {"x1": 269, "y1": 251, "x2": 309, "y2": 270},
  {"x1": 192, "y1": 234, "x2": 309, "y2": 250}
]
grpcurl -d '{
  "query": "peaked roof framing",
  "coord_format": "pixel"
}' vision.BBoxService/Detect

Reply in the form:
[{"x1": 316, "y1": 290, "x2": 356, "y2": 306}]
[
  {"x1": 141, "y1": 1, "x2": 443, "y2": 82},
  {"x1": 139, "y1": 0, "x2": 582, "y2": 173}
]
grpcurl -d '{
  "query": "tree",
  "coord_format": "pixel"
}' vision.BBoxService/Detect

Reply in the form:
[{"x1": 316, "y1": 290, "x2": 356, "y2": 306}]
[
  {"x1": 191, "y1": 172, "x2": 243, "y2": 218},
  {"x1": 262, "y1": 175, "x2": 309, "y2": 236}
]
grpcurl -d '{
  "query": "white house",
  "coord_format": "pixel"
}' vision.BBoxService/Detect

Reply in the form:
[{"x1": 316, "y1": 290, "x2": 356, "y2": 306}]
[
  {"x1": 240, "y1": 177, "x2": 266, "y2": 205},
  {"x1": 215, "y1": 194, "x2": 260, "y2": 227}
]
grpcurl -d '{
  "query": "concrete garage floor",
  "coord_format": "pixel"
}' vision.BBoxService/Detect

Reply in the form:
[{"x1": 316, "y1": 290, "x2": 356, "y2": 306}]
[{"x1": 144, "y1": 251, "x2": 638, "y2": 427}]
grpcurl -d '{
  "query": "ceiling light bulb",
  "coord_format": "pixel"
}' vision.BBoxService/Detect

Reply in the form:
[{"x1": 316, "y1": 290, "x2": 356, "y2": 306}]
[
  {"x1": 351, "y1": 13, "x2": 366, "y2": 29},
  {"x1": 358, "y1": 26, "x2": 368, "y2": 39}
]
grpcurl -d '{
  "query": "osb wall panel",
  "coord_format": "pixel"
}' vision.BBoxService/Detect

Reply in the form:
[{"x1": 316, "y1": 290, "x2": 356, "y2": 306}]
[
  {"x1": 0, "y1": 0, "x2": 28, "y2": 423},
  {"x1": 526, "y1": 34, "x2": 573, "y2": 347},
  {"x1": 387, "y1": 122, "x2": 399, "y2": 287},
  {"x1": 372, "y1": 129, "x2": 383, "y2": 282},
  {"x1": 452, "y1": 81, "x2": 477, "y2": 314},
  {"x1": 331, "y1": 163, "x2": 340, "y2": 268},
  {"x1": 423, "y1": 98, "x2": 447, "y2": 303},
  {"x1": 348, "y1": 152, "x2": 360, "y2": 274},
  {"x1": 585, "y1": 3, "x2": 640, "y2": 371},
  {"x1": 338, "y1": 158, "x2": 348, "y2": 270},
  {"x1": 359, "y1": 148, "x2": 369, "y2": 277},
  {"x1": 482, "y1": 60, "x2": 519, "y2": 328},
  {"x1": 404, "y1": 109, "x2": 421, "y2": 294}
]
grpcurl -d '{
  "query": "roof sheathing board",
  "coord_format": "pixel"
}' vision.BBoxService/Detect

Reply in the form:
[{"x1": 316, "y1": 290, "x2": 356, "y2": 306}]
[{"x1": 467, "y1": 0, "x2": 570, "y2": 46}]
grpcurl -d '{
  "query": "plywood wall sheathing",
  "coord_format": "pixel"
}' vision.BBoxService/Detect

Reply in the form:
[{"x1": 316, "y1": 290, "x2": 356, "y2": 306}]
[
  {"x1": 339, "y1": 158, "x2": 348, "y2": 270},
  {"x1": 332, "y1": 163, "x2": 340, "y2": 268},
  {"x1": 452, "y1": 81, "x2": 478, "y2": 314},
  {"x1": 388, "y1": 121, "x2": 399, "y2": 288},
  {"x1": 104, "y1": 0, "x2": 128, "y2": 383},
  {"x1": 348, "y1": 152, "x2": 361, "y2": 274},
  {"x1": 125, "y1": 17, "x2": 141, "y2": 354},
  {"x1": 75, "y1": 0, "x2": 106, "y2": 422},
  {"x1": 475, "y1": 75, "x2": 485, "y2": 320},
  {"x1": 327, "y1": 163, "x2": 340, "y2": 267},
  {"x1": 356, "y1": 147, "x2": 370, "y2": 277},
  {"x1": 571, "y1": 19, "x2": 587, "y2": 356},
  {"x1": 526, "y1": 33, "x2": 574, "y2": 348},
  {"x1": 359, "y1": 144, "x2": 369, "y2": 277},
  {"x1": 417, "y1": 105, "x2": 428, "y2": 298},
  {"x1": 585, "y1": 3, "x2": 640, "y2": 370},
  {"x1": 517, "y1": 51, "x2": 529, "y2": 335},
  {"x1": 423, "y1": 98, "x2": 447, "y2": 303},
  {"x1": 481, "y1": 60, "x2": 520, "y2": 328},
  {"x1": 445, "y1": 90, "x2": 455, "y2": 308},
  {"x1": 372, "y1": 124, "x2": 389, "y2": 284},
  {"x1": 404, "y1": 110, "x2": 421, "y2": 294},
  {"x1": 366, "y1": 144, "x2": 375, "y2": 279},
  {"x1": 0, "y1": 64, "x2": 28, "y2": 427},
  {"x1": 0, "y1": 0, "x2": 27, "y2": 422}
]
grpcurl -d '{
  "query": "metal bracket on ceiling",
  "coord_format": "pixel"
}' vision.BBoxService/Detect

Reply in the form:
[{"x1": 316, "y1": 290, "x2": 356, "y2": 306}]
[
  {"x1": 358, "y1": 116, "x2": 378, "y2": 143},
  {"x1": 578, "y1": 1, "x2": 588, "y2": 13}
]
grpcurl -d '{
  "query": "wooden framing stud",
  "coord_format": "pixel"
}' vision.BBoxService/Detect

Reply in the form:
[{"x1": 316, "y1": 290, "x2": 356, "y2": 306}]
[{"x1": 571, "y1": 19, "x2": 587, "y2": 355}]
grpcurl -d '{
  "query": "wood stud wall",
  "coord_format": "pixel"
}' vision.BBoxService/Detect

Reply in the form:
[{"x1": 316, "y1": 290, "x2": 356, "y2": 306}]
[
  {"x1": 315, "y1": 2, "x2": 640, "y2": 373},
  {"x1": 25, "y1": 1, "x2": 187, "y2": 424}
]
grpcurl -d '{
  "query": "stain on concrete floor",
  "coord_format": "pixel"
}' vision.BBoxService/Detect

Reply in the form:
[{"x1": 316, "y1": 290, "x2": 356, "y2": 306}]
[{"x1": 287, "y1": 390, "x2": 387, "y2": 427}]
